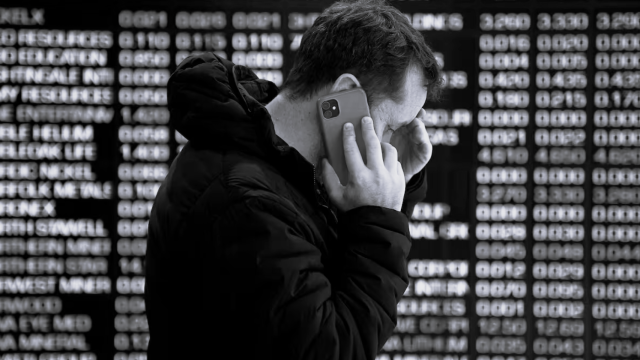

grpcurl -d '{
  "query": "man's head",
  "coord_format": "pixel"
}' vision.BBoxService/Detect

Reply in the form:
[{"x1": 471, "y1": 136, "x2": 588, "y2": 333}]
[{"x1": 281, "y1": 0, "x2": 443, "y2": 140}]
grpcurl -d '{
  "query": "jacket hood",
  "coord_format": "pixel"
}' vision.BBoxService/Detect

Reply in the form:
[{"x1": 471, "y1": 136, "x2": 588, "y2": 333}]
[
  {"x1": 167, "y1": 53, "x2": 327, "y2": 202},
  {"x1": 167, "y1": 53, "x2": 282, "y2": 158}
]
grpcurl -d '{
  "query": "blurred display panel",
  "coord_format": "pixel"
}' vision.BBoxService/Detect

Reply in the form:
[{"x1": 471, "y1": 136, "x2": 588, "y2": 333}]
[
  {"x1": 591, "y1": 10, "x2": 640, "y2": 360},
  {"x1": 114, "y1": 9, "x2": 170, "y2": 359},
  {"x1": 532, "y1": 11, "x2": 589, "y2": 360},
  {"x1": 0, "y1": 1, "x2": 639, "y2": 360},
  {"x1": 0, "y1": 3, "x2": 116, "y2": 360},
  {"x1": 476, "y1": 11, "x2": 530, "y2": 360}
]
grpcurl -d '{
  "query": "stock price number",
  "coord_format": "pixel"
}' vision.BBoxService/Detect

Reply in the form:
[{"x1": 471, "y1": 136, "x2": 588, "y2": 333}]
[
  {"x1": 478, "y1": 318, "x2": 526, "y2": 336},
  {"x1": 592, "y1": 263, "x2": 640, "y2": 283},
  {"x1": 532, "y1": 243, "x2": 584, "y2": 261},
  {"x1": 533, "y1": 186, "x2": 585, "y2": 203},
  {"x1": 475, "y1": 261, "x2": 526, "y2": 279},
  {"x1": 479, "y1": 34, "x2": 530, "y2": 52},
  {"x1": 476, "y1": 336, "x2": 526, "y2": 355},
  {"x1": 476, "y1": 166, "x2": 527, "y2": 185},
  {"x1": 476, "y1": 204, "x2": 526, "y2": 222},
  {"x1": 114, "y1": 314, "x2": 148, "y2": 332},
  {"x1": 479, "y1": 53, "x2": 529, "y2": 71},
  {"x1": 592, "y1": 168, "x2": 640, "y2": 186},
  {"x1": 591, "y1": 205, "x2": 640, "y2": 223},
  {"x1": 593, "y1": 129, "x2": 640, "y2": 147},
  {"x1": 120, "y1": 144, "x2": 169, "y2": 162},
  {"x1": 592, "y1": 338, "x2": 640, "y2": 357},
  {"x1": 595, "y1": 52, "x2": 640, "y2": 70},
  {"x1": 534, "y1": 148, "x2": 586, "y2": 165},
  {"x1": 592, "y1": 282, "x2": 640, "y2": 301},
  {"x1": 536, "y1": 53, "x2": 587, "y2": 71},
  {"x1": 533, "y1": 337, "x2": 584, "y2": 356},
  {"x1": 478, "y1": 128, "x2": 526, "y2": 147},
  {"x1": 536, "y1": 34, "x2": 588, "y2": 52},
  {"x1": 533, "y1": 300, "x2": 584, "y2": 318},
  {"x1": 594, "y1": 110, "x2": 640, "y2": 127},
  {"x1": 592, "y1": 224, "x2": 640, "y2": 242},
  {"x1": 477, "y1": 185, "x2": 527, "y2": 203},
  {"x1": 537, "y1": 13, "x2": 588, "y2": 31},
  {"x1": 533, "y1": 167, "x2": 585, "y2": 185},
  {"x1": 479, "y1": 71, "x2": 529, "y2": 89},
  {"x1": 533, "y1": 223, "x2": 585, "y2": 242},
  {"x1": 532, "y1": 262, "x2": 584, "y2": 280},
  {"x1": 596, "y1": 33, "x2": 640, "y2": 52},
  {"x1": 535, "y1": 319, "x2": 584, "y2": 337},
  {"x1": 118, "y1": 31, "x2": 170, "y2": 50},
  {"x1": 593, "y1": 301, "x2": 640, "y2": 321},
  {"x1": 593, "y1": 187, "x2": 640, "y2": 204},
  {"x1": 536, "y1": 110, "x2": 587, "y2": 128},
  {"x1": 595, "y1": 71, "x2": 640, "y2": 89},
  {"x1": 476, "y1": 242, "x2": 526, "y2": 260},
  {"x1": 536, "y1": 71, "x2": 587, "y2": 89},
  {"x1": 596, "y1": 12, "x2": 640, "y2": 31},
  {"x1": 175, "y1": 32, "x2": 226, "y2": 51},
  {"x1": 535, "y1": 90, "x2": 587, "y2": 108},
  {"x1": 592, "y1": 168, "x2": 640, "y2": 185},
  {"x1": 475, "y1": 223, "x2": 526, "y2": 241},
  {"x1": 478, "y1": 110, "x2": 529, "y2": 127},
  {"x1": 532, "y1": 204, "x2": 585, "y2": 222},
  {"x1": 592, "y1": 244, "x2": 640, "y2": 262},
  {"x1": 532, "y1": 281, "x2": 584, "y2": 300},
  {"x1": 480, "y1": 13, "x2": 531, "y2": 31},
  {"x1": 595, "y1": 320, "x2": 640, "y2": 339}
]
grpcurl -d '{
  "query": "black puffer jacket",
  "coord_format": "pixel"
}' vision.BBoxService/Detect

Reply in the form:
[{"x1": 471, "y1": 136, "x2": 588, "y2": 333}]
[{"x1": 144, "y1": 53, "x2": 428, "y2": 360}]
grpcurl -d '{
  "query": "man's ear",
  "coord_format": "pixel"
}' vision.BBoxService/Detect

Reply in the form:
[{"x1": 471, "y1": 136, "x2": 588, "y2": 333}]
[{"x1": 330, "y1": 73, "x2": 362, "y2": 93}]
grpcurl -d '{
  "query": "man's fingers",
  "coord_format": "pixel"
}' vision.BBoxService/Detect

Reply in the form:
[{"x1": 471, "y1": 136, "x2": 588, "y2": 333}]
[
  {"x1": 417, "y1": 108, "x2": 434, "y2": 126},
  {"x1": 396, "y1": 160, "x2": 404, "y2": 178},
  {"x1": 321, "y1": 158, "x2": 344, "y2": 197},
  {"x1": 342, "y1": 122, "x2": 365, "y2": 174},
  {"x1": 360, "y1": 117, "x2": 383, "y2": 169},
  {"x1": 411, "y1": 117, "x2": 433, "y2": 164},
  {"x1": 380, "y1": 142, "x2": 398, "y2": 173}
]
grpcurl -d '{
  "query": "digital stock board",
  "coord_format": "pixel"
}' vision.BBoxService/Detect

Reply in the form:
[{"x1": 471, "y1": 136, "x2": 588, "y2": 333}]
[{"x1": 0, "y1": 0, "x2": 639, "y2": 359}]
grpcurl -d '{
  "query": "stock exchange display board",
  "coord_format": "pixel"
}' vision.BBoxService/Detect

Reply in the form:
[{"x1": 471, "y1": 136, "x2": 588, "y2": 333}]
[{"x1": 0, "y1": 0, "x2": 639, "y2": 359}]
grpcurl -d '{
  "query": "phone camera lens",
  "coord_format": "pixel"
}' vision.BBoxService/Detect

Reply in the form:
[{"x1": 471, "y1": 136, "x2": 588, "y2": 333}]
[
  {"x1": 322, "y1": 102, "x2": 330, "y2": 110},
  {"x1": 323, "y1": 110, "x2": 332, "y2": 118}
]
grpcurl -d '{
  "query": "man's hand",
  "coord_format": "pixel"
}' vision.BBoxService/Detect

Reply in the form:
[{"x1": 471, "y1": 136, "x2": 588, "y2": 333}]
[
  {"x1": 389, "y1": 109, "x2": 433, "y2": 184},
  {"x1": 322, "y1": 117, "x2": 405, "y2": 213}
]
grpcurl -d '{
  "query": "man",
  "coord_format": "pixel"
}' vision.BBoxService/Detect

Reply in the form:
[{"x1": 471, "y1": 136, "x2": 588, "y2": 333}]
[{"x1": 144, "y1": 0, "x2": 442, "y2": 359}]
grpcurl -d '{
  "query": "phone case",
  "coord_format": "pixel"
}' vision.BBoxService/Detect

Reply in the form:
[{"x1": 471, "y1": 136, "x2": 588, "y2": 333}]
[{"x1": 317, "y1": 87, "x2": 371, "y2": 186}]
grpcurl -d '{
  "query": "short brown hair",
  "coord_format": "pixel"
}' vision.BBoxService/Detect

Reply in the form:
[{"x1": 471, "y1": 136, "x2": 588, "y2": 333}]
[{"x1": 282, "y1": 0, "x2": 443, "y2": 105}]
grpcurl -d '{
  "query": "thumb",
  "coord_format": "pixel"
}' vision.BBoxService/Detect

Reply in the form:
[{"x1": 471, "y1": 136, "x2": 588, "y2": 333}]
[{"x1": 321, "y1": 158, "x2": 344, "y2": 202}]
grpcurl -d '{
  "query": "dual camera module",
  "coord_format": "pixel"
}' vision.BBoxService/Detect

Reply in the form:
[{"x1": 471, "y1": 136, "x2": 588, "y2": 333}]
[{"x1": 321, "y1": 99, "x2": 340, "y2": 119}]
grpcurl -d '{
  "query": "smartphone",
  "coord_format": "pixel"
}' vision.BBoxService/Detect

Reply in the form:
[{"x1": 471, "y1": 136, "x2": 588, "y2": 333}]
[{"x1": 317, "y1": 87, "x2": 371, "y2": 186}]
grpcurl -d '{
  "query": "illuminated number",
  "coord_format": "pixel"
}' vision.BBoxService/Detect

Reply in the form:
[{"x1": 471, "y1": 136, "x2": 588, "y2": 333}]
[
  {"x1": 479, "y1": 71, "x2": 493, "y2": 89},
  {"x1": 552, "y1": 13, "x2": 566, "y2": 31},
  {"x1": 480, "y1": 13, "x2": 494, "y2": 31},
  {"x1": 494, "y1": 13, "x2": 506, "y2": 31},
  {"x1": 518, "y1": 13, "x2": 531, "y2": 30},
  {"x1": 478, "y1": 90, "x2": 493, "y2": 107},
  {"x1": 597, "y1": 12, "x2": 610, "y2": 30},
  {"x1": 478, "y1": 147, "x2": 492, "y2": 163},
  {"x1": 538, "y1": 13, "x2": 551, "y2": 30},
  {"x1": 536, "y1": 72, "x2": 550, "y2": 89},
  {"x1": 479, "y1": 34, "x2": 494, "y2": 51},
  {"x1": 494, "y1": 34, "x2": 509, "y2": 51}
]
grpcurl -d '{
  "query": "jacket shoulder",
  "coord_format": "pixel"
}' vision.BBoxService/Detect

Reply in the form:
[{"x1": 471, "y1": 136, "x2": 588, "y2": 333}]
[{"x1": 159, "y1": 143, "x2": 300, "y2": 218}]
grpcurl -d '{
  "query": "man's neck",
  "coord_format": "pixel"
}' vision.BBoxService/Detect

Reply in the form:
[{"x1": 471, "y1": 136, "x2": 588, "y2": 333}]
[{"x1": 266, "y1": 92, "x2": 325, "y2": 168}]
